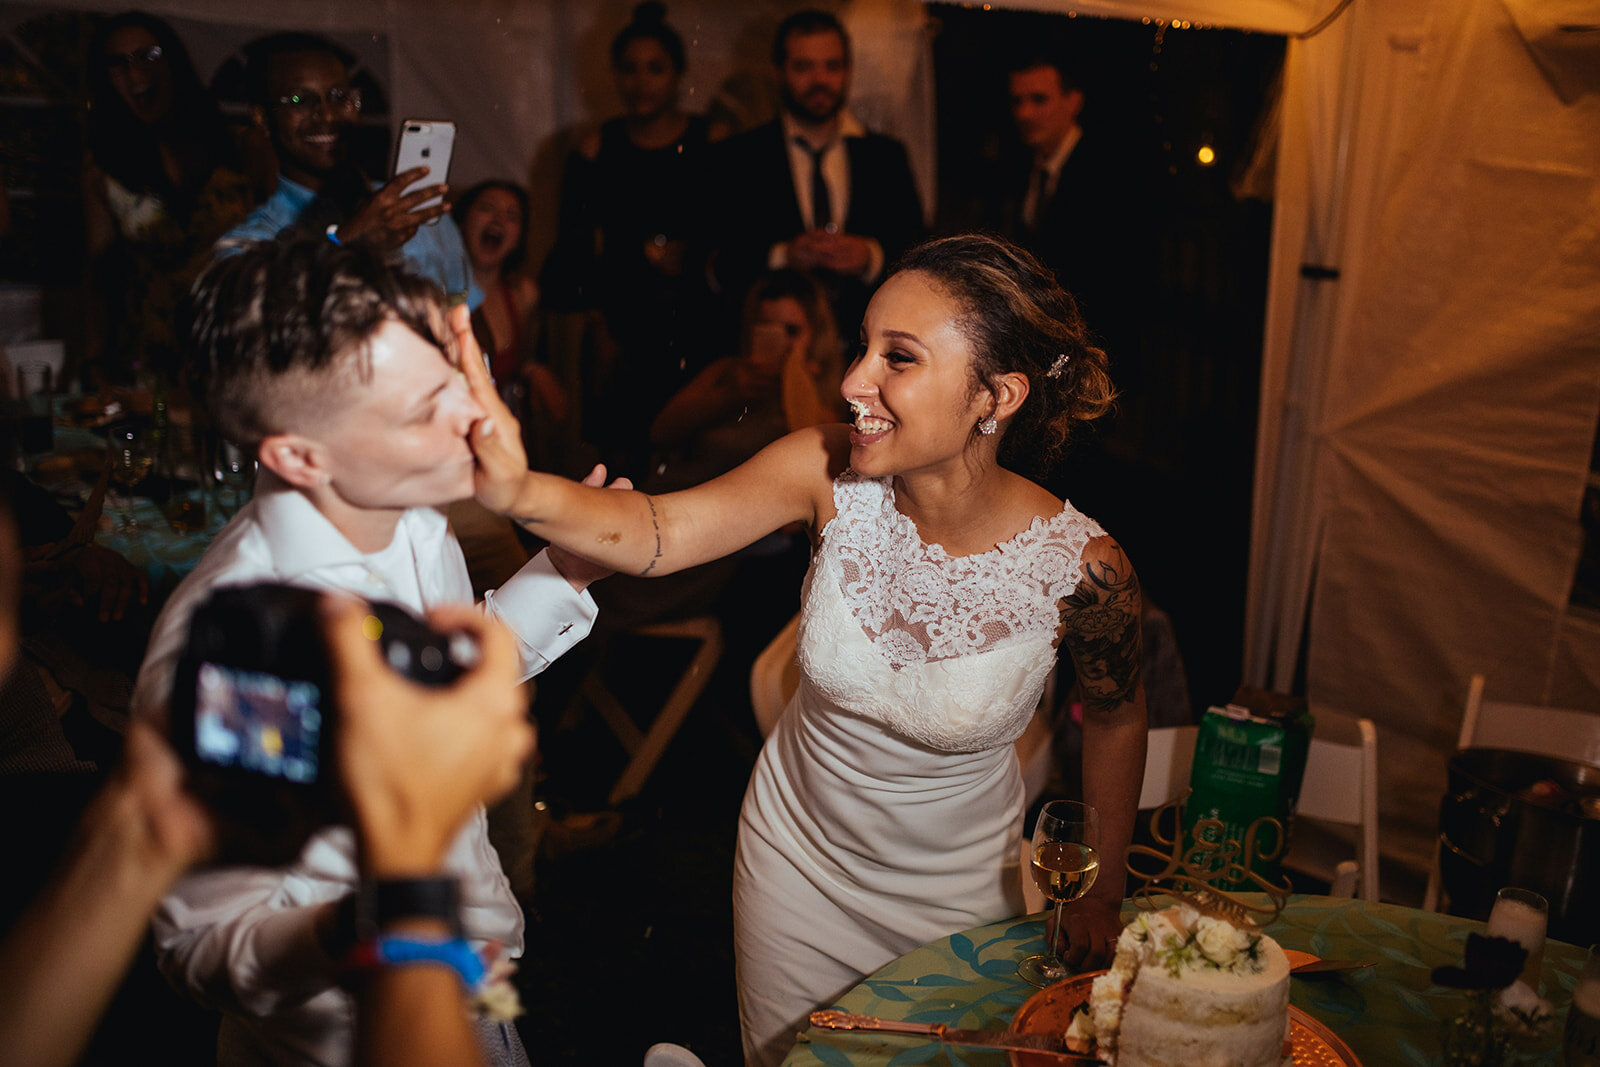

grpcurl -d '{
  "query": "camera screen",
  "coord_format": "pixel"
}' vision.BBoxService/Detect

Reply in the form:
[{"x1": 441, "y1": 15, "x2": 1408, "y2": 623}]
[{"x1": 194, "y1": 663, "x2": 323, "y2": 784}]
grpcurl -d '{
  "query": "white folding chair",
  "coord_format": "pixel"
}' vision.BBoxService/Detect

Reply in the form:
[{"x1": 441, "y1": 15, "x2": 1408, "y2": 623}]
[
  {"x1": 1109, "y1": 715, "x2": 1381, "y2": 901},
  {"x1": 749, "y1": 613, "x2": 801, "y2": 739},
  {"x1": 1139, "y1": 724, "x2": 1200, "y2": 809},
  {"x1": 1455, "y1": 673, "x2": 1600, "y2": 764},
  {"x1": 1422, "y1": 674, "x2": 1600, "y2": 909},
  {"x1": 1020, "y1": 723, "x2": 1201, "y2": 914},
  {"x1": 1286, "y1": 711, "x2": 1380, "y2": 900},
  {"x1": 576, "y1": 617, "x2": 724, "y2": 806}
]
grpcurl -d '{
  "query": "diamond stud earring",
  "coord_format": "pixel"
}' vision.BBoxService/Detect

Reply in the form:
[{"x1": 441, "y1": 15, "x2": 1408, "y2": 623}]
[{"x1": 978, "y1": 415, "x2": 998, "y2": 435}]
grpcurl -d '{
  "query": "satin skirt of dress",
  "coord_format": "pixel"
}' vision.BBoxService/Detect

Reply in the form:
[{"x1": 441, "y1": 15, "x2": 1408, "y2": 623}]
[{"x1": 732, "y1": 680, "x2": 1025, "y2": 1066}]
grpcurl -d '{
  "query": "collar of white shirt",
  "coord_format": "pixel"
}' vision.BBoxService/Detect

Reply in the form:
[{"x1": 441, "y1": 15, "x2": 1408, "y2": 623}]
[
  {"x1": 782, "y1": 108, "x2": 866, "y2": 153},
  {"x1": 252, "y1": 470, "x2": 449, "y2": 583}
]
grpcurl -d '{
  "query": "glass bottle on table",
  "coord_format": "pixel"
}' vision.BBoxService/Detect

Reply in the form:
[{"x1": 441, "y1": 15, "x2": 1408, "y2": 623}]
[
  {"x1": 1567, "y1": 944, "x2": 1600, "y2": 1067},
  {"x1": 1018, "y1": 800, "x2": 1100, "y2": 988}
]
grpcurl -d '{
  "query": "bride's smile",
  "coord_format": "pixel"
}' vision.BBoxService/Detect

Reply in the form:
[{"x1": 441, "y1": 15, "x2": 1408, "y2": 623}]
[{"x1": 842, "y1": 270, "x2": 994, "y2": 480}]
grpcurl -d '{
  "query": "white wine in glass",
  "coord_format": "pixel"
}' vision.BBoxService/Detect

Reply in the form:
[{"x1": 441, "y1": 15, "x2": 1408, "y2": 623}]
[{"x1": 1019, "y1": 800, "x2": 1100, "y2": 988}]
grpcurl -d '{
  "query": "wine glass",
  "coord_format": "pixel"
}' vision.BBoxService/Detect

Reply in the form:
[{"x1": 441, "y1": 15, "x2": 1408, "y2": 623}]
[
  {"x1": 211, "y1": 438, "x2": 256, "y2": 518},
  {"x1": 108, "y1": 424, "x2": 155, "y2": 532},
  {"x1": 1487, "y1": 887, "x2": 1548, "y2": 990},
  {"x1": 1018, "y1": 799, "x2": 1101, "y2": 988}
]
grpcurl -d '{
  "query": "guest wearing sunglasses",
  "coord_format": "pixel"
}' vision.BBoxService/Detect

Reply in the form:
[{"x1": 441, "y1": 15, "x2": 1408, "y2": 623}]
[
  {"x1": 82, "y1": 11, "x2": 258, "y2": 388},
  {"x1": 216, "y1": 33, "x2": 480, "y2": 309}
]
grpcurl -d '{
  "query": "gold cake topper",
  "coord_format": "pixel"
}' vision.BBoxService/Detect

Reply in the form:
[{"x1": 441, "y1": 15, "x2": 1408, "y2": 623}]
[{"x1": 1123, "y1": 792, "x2": 1292, "y2": 928}]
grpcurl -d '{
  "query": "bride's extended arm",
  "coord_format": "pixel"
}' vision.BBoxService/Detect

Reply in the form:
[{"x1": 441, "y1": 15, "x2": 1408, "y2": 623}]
[
  {"x1": 455, "y1": 306, "x2": 842, "y2": 576},
  {"x1": 1056, "y1": 535, "x2": 1148, "y2": 968},
  {"x1": 506, "y1": 428, "x2": 838, "y2": 576}
]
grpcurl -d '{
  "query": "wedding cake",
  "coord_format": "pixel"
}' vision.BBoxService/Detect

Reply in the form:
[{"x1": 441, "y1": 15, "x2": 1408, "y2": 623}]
[{"x1": 1069, "y1": 905, "x2": 1291, "y2": 1067}]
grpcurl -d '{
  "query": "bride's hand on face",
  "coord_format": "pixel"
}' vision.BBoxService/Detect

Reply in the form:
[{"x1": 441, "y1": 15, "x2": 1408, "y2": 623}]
[{"x1": 453, "y1": 304, "x2": 528, "y2": 513}]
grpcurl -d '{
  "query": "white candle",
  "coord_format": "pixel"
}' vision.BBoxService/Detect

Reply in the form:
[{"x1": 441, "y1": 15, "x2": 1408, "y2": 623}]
[{"x1": 1486, "y1": 888, "x2": 1547, "y2": 989}]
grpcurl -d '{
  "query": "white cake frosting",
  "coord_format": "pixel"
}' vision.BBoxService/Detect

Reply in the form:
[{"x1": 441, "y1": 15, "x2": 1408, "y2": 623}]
[{"x1": 1070, "y1": 905, "x2": 1291, "y2": 1067}]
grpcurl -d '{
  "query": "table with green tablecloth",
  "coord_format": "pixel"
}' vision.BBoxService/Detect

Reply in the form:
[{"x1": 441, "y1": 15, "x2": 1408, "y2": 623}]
[
  {"x1": 782, "y1": 896, "x2": 1589, "y2": 1067},
  {"x1": 34, "y1": 422, "x2": 231, "y2": 590}
]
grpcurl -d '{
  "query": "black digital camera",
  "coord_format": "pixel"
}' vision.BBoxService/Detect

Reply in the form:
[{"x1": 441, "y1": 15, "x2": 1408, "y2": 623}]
[{"x1": 168, "y1": 583, "x2": 473, "y2": 864}]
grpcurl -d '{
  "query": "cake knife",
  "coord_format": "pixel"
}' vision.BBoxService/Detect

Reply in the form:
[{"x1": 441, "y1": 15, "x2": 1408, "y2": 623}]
[{"x1": 809, "y1": 1010, "x2": 1101, "y2": 1062}]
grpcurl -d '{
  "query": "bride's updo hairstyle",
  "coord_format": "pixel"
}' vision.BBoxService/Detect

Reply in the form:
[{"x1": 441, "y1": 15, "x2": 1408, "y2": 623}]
[{"x1": 891, "y1": 233, "x2": 1115, "y2": 476}]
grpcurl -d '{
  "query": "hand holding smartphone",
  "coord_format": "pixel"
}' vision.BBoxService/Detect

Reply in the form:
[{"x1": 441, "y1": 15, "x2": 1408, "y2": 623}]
[{"x1": 392, "y1": 119, "x2": 456, "y2": 220}]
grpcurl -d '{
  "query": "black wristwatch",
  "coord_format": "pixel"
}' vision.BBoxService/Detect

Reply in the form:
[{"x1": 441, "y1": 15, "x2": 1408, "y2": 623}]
[{"x1": 335, "y1": 876, "x2": 463, "y2": 950}]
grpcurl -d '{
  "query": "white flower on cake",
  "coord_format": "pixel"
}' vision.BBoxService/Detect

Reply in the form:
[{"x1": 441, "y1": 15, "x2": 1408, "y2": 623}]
[{"x1": 1194, "y1": 913, "x2": 1257, "y2": 971}]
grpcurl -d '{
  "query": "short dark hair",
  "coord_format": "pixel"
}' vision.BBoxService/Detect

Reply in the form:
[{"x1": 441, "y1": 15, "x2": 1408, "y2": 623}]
[
  {"x1": 891, "y1": 233, "x2": 1115, "y2": 477},
  {"x1": 240, "y1": 32, "x2": 355, "y2": 107},
  {"x1": 612, "y1": 2, "x2": 687, "y2": 75},
  {"x1": 772, "y1": 9, "x2": 850, "y2": 68},
  {"x1": 451, "y1": 180, "x2": 532, "y2": 276},
  {"x1": 1008, "y1": 53, "x2": 1080, "y2": 95},
  {"x1": 189, "y1": 238, "x2": 448, "y2": 448}
]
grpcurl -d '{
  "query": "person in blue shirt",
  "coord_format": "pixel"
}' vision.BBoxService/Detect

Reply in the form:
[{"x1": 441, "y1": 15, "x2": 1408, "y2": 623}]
[{"x1": 218, "y1": 33, "x2": 480, "y2": 309}]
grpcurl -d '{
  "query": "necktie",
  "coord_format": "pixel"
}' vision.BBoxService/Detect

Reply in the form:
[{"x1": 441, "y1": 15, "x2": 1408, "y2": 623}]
[
  {"x1": 804, "y1": 141, "x2": 832, "y2": 232},
  {"x1": 1024, "y1": 166, "x2": 1049, "y2": 229}
]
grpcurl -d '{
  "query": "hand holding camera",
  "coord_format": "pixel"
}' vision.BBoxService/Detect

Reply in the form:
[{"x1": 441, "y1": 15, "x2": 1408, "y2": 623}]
[
  {"x1": 324, "y1": 597, "x2": 532, "y2": 877},
  {"x1": 169, "y1": 584, "x2": 532, "y2": 866}
]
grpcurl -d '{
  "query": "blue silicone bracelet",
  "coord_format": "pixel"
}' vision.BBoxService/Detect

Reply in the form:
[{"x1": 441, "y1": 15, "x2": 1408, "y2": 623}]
[{"x1": 372, "y1": 935, "x2": 486, "y2": 989}]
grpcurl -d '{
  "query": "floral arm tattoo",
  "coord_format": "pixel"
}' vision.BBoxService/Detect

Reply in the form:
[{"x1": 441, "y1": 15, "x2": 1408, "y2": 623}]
[{"x1": 1057, "y1": 541, "x2": 1143, "y2": 717}]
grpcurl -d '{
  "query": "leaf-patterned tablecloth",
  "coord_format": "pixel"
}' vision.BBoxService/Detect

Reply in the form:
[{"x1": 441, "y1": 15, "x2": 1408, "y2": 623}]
[{"x1": 782, "y1": 896, "x2": 1589, "y2": 1067}]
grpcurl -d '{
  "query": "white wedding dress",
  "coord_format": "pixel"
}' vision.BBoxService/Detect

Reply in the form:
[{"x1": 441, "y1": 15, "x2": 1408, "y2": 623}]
[{"x1": 732, "y1": 473, "x2": 1106, "y2": 1065}]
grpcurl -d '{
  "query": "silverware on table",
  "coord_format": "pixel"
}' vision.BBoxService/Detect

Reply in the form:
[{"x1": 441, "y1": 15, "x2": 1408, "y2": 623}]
[
  {"x1": 809, "y1": 1010, "x2": 1100, "y2": 1062},
  {"x1": 1290, "y1": 957, "x2": 1377, "y2": 975}
]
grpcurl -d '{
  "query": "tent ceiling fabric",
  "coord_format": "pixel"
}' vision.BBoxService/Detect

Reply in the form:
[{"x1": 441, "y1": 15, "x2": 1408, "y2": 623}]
[{"x1": 974, "y1": 0, "x2": 1324, "y2": 36}]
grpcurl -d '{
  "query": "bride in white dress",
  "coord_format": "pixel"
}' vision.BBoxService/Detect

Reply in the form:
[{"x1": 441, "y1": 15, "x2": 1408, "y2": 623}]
[{"x1": 462, "y1": 233, "x2": 1149, "y2": 1066}]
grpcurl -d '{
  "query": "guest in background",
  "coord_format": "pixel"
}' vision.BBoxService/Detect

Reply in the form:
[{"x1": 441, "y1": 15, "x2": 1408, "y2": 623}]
[
  {"x1": 649, "y1": 268, "x2": 844, "y2": 493},
  {"x1": 82, "y1": 11, "x2": 257, "y2": 388},
  {"x1": 455, "y1": 181, "x2": 538, "y2": 382},
  {"x1": 218, "y1": 33, "x2": 477, "y2": 308},
  {"x1": 710, "y1": 9, "x2": 924, "y2": 343},
  {"x1": 1000, "y1": 52, "x2": 1141, "y2": 370},
  {"x1": 540, "y1": 2, "x2": 721, "y2": 476},
  {"x1": 454, "y1": 181, "x2": 567, "y2": 471},
  {"x1": 572, "y1": 269, "x2": 847, "y2": 638}
]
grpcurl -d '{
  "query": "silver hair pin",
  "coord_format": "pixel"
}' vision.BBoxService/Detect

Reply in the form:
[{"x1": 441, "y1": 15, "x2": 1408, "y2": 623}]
[{"x1": 1046, "y1": 353, "x2": 1070, "y2": 379}]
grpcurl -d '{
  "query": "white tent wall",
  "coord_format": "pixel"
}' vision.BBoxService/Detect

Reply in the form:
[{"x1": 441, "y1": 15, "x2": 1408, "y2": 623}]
[{"x1": 1247, "y1": 0, "x2": 1600, "y2": 871}]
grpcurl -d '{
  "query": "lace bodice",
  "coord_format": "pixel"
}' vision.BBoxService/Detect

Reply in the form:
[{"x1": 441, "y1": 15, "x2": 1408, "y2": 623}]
[{"x1": 797, "y1": 473, "x2": 1105, "y2": 753}]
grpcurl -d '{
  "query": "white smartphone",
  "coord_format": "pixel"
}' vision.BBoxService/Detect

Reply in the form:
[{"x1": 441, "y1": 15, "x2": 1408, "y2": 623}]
[{"x1": 392, "y1": 119, "x2": 456, "y2": 219}]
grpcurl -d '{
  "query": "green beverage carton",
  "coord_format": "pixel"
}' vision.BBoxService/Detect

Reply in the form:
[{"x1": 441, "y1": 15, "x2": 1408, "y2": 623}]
[{"x1": 1182, "y1": 692, "x2": 1313, "y2": 891}]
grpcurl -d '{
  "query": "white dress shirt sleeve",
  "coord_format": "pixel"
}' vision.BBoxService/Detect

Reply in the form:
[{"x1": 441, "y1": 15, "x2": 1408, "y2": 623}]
[
  {"x1": 152, "y1": 863, "x2": 341, "y2": 1018},
  {"x1": 481, "y1": 548, "x2": 598, "y2": 682}
]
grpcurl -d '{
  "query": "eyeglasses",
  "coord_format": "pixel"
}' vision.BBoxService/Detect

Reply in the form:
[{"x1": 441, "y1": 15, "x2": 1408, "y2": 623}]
[
  {"x1": 273, "y1": 87, "x2": 363, "y2": 116},
  {"x1": 105, "y1": 45, "x2": 164, "y2": 72}
]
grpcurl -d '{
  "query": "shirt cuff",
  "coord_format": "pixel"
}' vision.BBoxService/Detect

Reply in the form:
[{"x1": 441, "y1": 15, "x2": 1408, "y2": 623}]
[
  {"x1": 861, "y1": 238, "x2": 886, "y2": 282},
  {"x1": 767, "y1": 241, "x2": 791, "y2": 270},
  {"x1": 482, "y1": 550, "x2": 598, "y2": 681}
]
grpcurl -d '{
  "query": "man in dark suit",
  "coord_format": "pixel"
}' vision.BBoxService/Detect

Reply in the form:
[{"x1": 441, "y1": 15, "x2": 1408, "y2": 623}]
[
  {"x1": 712, "y1": 9, "x2": 924, "y2": 336},
  {"x1": 1001, "y1": 54, "x2": 1131, "y2": 343}
]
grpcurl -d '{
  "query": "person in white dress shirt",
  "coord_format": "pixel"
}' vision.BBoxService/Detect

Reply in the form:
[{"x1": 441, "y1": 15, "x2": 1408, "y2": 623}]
[
  {"x1": 131, "y1": 237, "x2": 620, "y2": 1067},
  {"x1": 463, "y1": 232, "x2": 1148, "y2": 1064}
]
